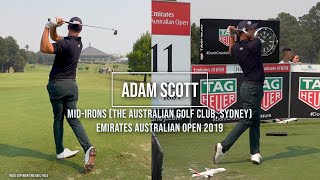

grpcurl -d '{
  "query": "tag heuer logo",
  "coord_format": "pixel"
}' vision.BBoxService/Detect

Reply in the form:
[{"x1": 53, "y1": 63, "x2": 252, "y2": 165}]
[
  {"x1": 299, "y1": 77, "x2": 320, "y2": 110},
  {"x1": 200, "y1": 79, "x2": 237, "y2": 112},
  {"x1": 261, "y1": 77, "x2": 283, "y2": 111},
  {"x1": 219, "y1": 29, "x2": 231, "y2": 47}
]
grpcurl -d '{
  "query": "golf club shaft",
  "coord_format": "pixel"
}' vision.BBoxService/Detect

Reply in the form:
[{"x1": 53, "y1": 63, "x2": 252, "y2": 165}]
[
  {"x1": 63, "y1": 21, "x2": 116, "y2": 31},
  {"x1": 47, "y1": 18, "x2": 117, "y2": 33},
  {"x1": 234, "y1": 28, "x2": 248, "y2": 34}
]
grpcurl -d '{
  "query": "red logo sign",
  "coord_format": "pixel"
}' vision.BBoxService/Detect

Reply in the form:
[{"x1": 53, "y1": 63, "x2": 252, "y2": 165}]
[
  {"x1": 200, "y1": 79, "x2": 237, "y2": 113},
  {"x1": 219, "y1": 36, "x2": 230, "y2": 47},
  {"x1": 299, "y1": 77, "x2": 320, "y2": 110},
  {"x1": 261, "y1": 91, "x2": 282, "y2": 111},
  {"x1": 261, "y1": 77, "x2": 283, "y2": 111},
  {"x1": 152, "y1": 1, "x2": 190, "y2": 36},
  {"x1": 192, "y1": 65, "x2": 227, "y2": 74}
]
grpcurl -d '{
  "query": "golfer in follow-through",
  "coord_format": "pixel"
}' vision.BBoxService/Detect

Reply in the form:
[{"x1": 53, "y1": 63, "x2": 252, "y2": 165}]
[
  {"x1": 214, "y1": 20, "x2": 265, "y2": 165},
  {"x1": 40, "y1": 17, "x2": 96, "y2": 173}
]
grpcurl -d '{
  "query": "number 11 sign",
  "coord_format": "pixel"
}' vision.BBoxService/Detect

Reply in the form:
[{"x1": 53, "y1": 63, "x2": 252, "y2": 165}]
[{"x1": 151, "y1": 0, "x2": 191, "y2": 107}]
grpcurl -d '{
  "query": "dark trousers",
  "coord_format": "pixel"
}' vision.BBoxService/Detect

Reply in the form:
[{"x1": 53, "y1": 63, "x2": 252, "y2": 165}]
[
  {"x1": 47, "y1": 79, "x2": 92, "y2": 154},
  {"x1": 152, "y1": 132, "x2": 164, "y2": 180},
  {"x1": 221, "y1": 81, "x2": 264, "y2": 154}
]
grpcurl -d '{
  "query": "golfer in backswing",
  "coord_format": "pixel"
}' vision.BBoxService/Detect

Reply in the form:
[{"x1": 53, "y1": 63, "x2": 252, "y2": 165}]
[
  {"x1": 214, "y1": 20, "x2": 264, "y2": 165},
  {"x1": 40, "y1": 17, "x2": 96, "y2": 173}
]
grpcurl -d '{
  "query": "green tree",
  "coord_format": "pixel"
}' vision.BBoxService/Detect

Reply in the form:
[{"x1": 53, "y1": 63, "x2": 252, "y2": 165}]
[
  {"x1": 0, "y1": 37, "x2": 9, "y2": 72},
  {"x1": 26, "y1": 51, "x2": 37, "y2": 64},
  {"x1": 127, "y1": 32, "x2": 151, "y2": 83},
  {"x1": 25, "y1": 45, "x2": 29, "y2": 51},
  {"x1": 0, "y1": 36, "x2": 27, "y2": 73},
  {"x1": 299, "y1": 2, "x2": 320, "y2": 63},
  {"x1": 36, "y1": 51, "x2": 55, "y2": 64},
  {"x1": 191, "y1": 23, "x2": 200, "y2": 64},
  {"x1": 11, "y1": 49, "x2": 27, "y2": 72},
  {"x1": 4, "y1": 36, "x2": 19, "y2": 72},
  {"x1": 5, "y1": 36, "x2": 19, "y2": 58},
  {"x1": 276, "y1": 12, "x2": 313, "y2": 63}
]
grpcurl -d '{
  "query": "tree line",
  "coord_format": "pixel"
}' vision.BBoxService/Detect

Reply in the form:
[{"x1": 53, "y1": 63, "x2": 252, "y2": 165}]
[
  {"x1": 0, "y1": 36, "x2": 28, "y2": 73},
  {"x1": 0, "y1": 35, "x2": 57, "y2": 73}
]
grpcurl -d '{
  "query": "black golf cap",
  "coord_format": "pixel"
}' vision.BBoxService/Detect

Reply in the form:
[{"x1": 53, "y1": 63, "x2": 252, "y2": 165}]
[
  {"x1": 68, "y1": 17, "x2": 82, "y2": 32},
  {"x1": 237, "y1": 20, "x2": 258, "y2": 31}
]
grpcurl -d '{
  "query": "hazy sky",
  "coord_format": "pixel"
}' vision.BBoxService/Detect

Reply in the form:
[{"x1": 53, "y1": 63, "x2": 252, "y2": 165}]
[
  {"x1": 0, "y1": 0, "x2": 318, "y2": 55},
  {"x1": 190, "y1": 0, "x2": 319, "y2": 24},
  {"x1": 0, "y1": 0, "x2": 150, "y2": 55}
]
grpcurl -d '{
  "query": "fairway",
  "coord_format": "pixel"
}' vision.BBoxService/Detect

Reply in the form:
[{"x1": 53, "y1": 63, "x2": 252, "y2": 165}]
[
  {"x1": 0, "y1": 64, "x2": 151, "y2": 179},
  {"x1": 157, "y1": 120, "x2": 320, "y2": 180},
  {"x1": 1, "y1": 64, "x2": 320, "y2": 180}
]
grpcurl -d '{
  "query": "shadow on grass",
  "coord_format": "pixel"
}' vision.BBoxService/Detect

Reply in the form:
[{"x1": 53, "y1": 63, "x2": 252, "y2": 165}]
[
  {"x1": 221, "y1": 146, "x2": 320, "y2": 164},
  {"x1": 263, "y1": 146, "x2": 320, "y2": 161},
  {"x1": 0, "y1": 144, "x2": 83, "y2": 172}
]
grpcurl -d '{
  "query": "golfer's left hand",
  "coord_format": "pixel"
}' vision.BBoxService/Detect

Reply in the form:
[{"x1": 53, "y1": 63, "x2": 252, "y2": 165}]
[{"x1": 46, "y1": 17, "x2": 63, "y2": 29}]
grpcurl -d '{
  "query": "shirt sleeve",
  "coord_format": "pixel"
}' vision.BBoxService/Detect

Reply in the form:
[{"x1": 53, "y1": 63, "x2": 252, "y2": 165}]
[
  {"x1": 247, "y1": 38, "x2": 261, "y2": 54},
  {"x1": 52, "y1": 39, "x2": 68, "y2": 55}
]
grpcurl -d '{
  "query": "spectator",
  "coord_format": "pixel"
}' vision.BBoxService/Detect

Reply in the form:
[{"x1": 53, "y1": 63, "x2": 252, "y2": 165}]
[
  {"x1": 279, "y1": 48, "x2": 293, "y2": 64},
  {"x1": 291, "y1": 53, "x2": 301, "y2": 63}
]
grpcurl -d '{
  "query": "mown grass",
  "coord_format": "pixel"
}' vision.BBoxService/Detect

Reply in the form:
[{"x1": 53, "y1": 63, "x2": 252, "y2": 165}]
[
  {"x1": 0, "y1": 64, "x2": 151, "y2": 180},
  {"x1": 157, "y1": 120, "x2": 320, "y2": 180}
]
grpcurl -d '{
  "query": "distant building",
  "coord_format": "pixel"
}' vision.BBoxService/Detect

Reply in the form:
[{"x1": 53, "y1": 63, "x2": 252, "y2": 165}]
[
  {"x1": 80, "y1": 43, "x2": 114, "y2": 62},
  {"x1": 115, "y1": 57, "x2": 128, "y2": 63}
]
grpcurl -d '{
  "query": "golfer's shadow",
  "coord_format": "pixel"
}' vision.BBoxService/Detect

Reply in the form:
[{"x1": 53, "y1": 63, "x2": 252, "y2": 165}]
[
  {"x1": 263, "y1": 146, "x2": 320, "y2": 161},
  {"x1": 0, "y1": 144, "x2": 82, "y2": 172},
  {"x1": 221, "y1": 146, "x2": 320, "y2": 164}
]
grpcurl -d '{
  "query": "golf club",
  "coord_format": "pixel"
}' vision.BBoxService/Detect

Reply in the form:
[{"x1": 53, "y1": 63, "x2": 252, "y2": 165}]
[
  {"x1": 48, "y1": 18, "x2": 118, "y2": 35},
  {"x1": 234, "y1": 28, "x2": 249, "y2": 34},
  {"x1": 228, "y1": 27, "x2": 264, "y2": 41},
  {"x1": 227, "y1": 27, "x2": 248, "y2": 35}
]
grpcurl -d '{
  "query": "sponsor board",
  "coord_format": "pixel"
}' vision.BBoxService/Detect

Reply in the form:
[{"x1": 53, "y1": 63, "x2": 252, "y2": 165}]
[
  {"x1": 298, "y1": 77, "x2": 320, "y2": 110},
  {"x1": 261, "y1": 77, "x2": 283, "y2": 111},
  {"x1": 200, "y1": 79, "x2": 237, "y2": 113},
  {"x1": 199, "y1": 19, "x2": 280, "y2": 64}
]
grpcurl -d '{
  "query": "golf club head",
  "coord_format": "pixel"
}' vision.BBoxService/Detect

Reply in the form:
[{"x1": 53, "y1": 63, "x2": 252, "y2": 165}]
[{"x1": 113, "y1": 30, "x2": 118, "y2": 35}]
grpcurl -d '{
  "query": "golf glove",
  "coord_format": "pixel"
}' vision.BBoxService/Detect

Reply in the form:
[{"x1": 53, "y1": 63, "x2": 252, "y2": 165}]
[
  {"x1": 46, "y1": 17, "x2": 63, "y2": 29},
  {"x1": 46, "y1": 18, "x2": 58, "y2": 29}
]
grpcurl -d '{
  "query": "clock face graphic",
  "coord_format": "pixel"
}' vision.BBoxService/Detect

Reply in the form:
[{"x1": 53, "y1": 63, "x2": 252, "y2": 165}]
[{"x1": 255, "y1": 27, "x2": 278, "y2": 56}]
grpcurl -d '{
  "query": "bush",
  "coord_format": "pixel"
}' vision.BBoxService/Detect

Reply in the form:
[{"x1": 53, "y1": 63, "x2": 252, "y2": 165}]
[{"x1": 85, "y1": 66, "x2": 89, "y2": 70}]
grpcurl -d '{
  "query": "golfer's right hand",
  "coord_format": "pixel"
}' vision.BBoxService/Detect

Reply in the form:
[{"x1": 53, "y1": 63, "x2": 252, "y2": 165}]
[
  {"x1": 227, "y1": 26, "x2": 236, "y2": 32},
  {"x1": 56, "y1": 17, "x2": 64, "y2": 27}
]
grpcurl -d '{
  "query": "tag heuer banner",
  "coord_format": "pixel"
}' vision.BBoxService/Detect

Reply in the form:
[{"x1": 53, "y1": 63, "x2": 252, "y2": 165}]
[
  {"x1": 260, "y1": 64, "x2": 290, "y2": 120},
  {"x1": 290, "y1": 64, "x2": 320, "y2": 118},
  {"x1": 199, "y1": 19, "x2": 280, "y2": 64},
  {"x1": 191, "y1": 64, "x2": 290, "y2": 123},
  {"x1": 200, "y1": 78, "x2": 237, "y2": 113},
  {"x1": 192, "y1": 73, "x2": 243, "y2": 124}
]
